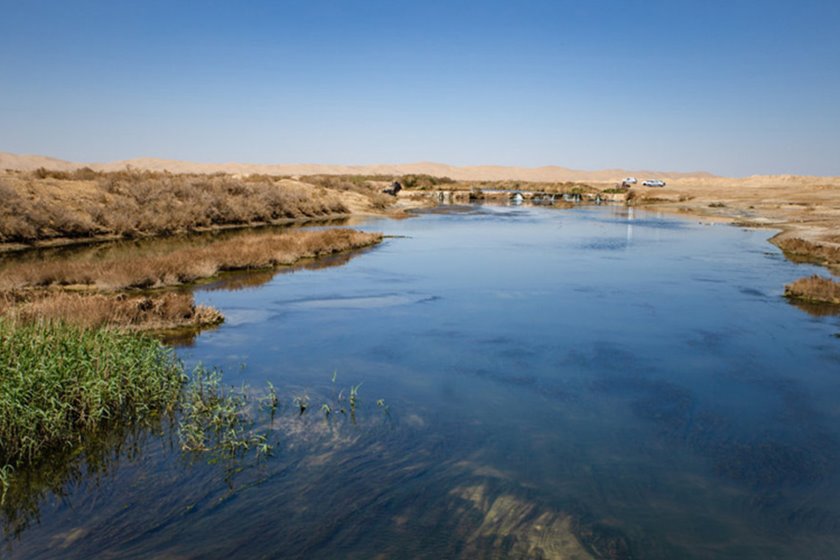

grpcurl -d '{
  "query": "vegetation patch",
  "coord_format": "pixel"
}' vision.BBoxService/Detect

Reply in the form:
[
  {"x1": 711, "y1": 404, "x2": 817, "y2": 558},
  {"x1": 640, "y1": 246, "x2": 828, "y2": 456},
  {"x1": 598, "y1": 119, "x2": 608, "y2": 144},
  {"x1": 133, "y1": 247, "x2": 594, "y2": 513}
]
[
  {"x1": 0, "y1": 169, "x2": 351, "y2": 246},
  {"x1": 784, "y1": 275, "x2": 840, "y2": 306},
  {"x1": 0, "y1": 320, "x2": 385, "y2": 536},
  {"x1": 0, "y1": 228, "x2": 382, "y2": 292},
  {"x1": 0, "y1": 322, "x2": 184, "y2": 474},
  {"x1": 772, "y1": 236, "x2": 840, "y2": 267},
  {"x1": 0, "y1": 291, "x2": 222, "y2": 331}
]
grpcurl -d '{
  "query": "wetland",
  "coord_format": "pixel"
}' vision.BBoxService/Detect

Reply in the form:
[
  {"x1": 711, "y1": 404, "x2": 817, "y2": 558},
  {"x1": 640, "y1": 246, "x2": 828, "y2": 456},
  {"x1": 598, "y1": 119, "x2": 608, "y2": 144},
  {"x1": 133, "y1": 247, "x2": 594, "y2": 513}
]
[{"x1": 2, "y1": 203, "x2": 840, "y2": 559}]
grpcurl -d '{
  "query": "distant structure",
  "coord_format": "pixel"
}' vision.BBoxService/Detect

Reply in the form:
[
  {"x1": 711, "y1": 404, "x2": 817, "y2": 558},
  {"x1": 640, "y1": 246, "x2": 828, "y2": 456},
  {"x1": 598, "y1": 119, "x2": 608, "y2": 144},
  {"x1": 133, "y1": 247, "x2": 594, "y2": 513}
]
[{"x1": 383, "y1": 181, "x2": 402, "y2": 196}]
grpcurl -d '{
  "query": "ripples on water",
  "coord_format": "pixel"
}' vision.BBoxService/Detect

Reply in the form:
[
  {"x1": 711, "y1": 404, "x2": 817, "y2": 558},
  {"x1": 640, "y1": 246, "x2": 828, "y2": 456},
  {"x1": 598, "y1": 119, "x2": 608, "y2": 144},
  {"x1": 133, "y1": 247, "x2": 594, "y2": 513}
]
[{"x1": 4, "y1": 205, "x2": 840, "y2": 559}]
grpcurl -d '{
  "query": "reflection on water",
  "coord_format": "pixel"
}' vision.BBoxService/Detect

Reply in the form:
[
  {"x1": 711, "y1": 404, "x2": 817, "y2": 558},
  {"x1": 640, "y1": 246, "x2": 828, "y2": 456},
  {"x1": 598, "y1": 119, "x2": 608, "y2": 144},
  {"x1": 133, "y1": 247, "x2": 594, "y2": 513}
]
[
  {"x1": 4, "y1": 205, "x2": 840, "y2": 559},
  {"x1": 788, "y1": 299, "x2": 840, "y2": 318},
  {"x1": 1, "y1": 416, "x2": 166, "y2": 542}
]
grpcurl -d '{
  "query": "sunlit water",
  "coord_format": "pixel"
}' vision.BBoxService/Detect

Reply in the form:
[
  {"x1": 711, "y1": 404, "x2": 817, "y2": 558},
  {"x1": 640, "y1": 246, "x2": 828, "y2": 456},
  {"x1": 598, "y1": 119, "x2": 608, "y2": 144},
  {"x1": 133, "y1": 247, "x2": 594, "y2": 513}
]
[{"x1": 5, "y1": 205, "x2": 840, "y2": 559}]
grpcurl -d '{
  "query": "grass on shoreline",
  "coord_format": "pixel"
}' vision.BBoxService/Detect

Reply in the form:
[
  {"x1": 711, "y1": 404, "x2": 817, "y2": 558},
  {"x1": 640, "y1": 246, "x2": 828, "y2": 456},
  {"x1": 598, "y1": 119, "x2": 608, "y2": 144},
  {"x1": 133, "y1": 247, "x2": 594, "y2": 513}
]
[
  {"x1": 0, "y1": 228, "x2": 382, "y2": 291},
  {"x1": 0, "y1": 292, "x2": 223, "y2": 331},
  {"x1": 0, "y1": 228, "x2": 382, "y2": 332},
  {"x1": 0, "y1": 321, "x2": 185, "y2": 471},
  {"x1": 0, "y1": 169, "x2": 350, "y2": 245},
  {"x1": 772, "y1": 236, "x2": 840, "y2": 270},
  {"x1": 784, "y1": 275, "x2": 840, "y2": 306}
]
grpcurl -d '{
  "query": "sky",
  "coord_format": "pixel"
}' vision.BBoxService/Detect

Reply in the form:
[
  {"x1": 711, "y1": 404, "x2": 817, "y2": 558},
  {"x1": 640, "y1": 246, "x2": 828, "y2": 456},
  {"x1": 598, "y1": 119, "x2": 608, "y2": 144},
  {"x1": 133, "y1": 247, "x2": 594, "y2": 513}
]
[{"x1": 1, "y1": 0, "x2": 838, "y2": 176}]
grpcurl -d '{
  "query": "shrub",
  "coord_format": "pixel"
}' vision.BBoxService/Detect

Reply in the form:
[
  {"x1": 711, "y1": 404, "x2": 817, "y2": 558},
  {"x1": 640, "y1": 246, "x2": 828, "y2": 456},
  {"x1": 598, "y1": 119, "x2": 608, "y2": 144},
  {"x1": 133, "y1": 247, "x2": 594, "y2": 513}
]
[
  {"x1": 0, "y1": 170, "x2": 351, "y2": 244},
  {"x1": 784, "y1": 275, "x2": 840, "y2": 305}
]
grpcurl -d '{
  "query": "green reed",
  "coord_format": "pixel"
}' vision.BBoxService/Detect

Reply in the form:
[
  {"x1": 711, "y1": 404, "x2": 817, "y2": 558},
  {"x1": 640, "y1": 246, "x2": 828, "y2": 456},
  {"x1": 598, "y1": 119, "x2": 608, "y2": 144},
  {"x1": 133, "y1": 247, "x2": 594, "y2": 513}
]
[
  {"x1": 0, "y1": 320, "x2": 184, "y2": 472},
  {"x1": 0, "y1": 319, "x2": 389, "y2": 536},
  {"x1": 178, "y1": 366, "x2": 272, "y2": 460}
]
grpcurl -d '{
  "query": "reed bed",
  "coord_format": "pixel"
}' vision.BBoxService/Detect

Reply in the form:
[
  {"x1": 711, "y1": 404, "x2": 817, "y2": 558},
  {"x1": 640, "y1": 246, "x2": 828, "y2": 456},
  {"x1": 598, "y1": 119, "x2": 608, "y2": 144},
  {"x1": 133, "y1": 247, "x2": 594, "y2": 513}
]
[
  {"x1": 0, "y1": 321, "x2": 185, "y2": 470},
  {"x1": 0, "y1": 228, "x2": 382, "y2": 291},
  {"x1": 784, "y1": 275, "x2": 840, "y2": 305}
]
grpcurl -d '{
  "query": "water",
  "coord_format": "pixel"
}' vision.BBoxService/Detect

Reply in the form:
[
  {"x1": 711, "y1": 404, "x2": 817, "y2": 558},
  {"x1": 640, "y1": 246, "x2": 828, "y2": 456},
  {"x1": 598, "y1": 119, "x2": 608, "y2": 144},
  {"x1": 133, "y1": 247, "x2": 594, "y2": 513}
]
[{"x1": 5, "y1": 205, "x2": 840, "y2": 559}]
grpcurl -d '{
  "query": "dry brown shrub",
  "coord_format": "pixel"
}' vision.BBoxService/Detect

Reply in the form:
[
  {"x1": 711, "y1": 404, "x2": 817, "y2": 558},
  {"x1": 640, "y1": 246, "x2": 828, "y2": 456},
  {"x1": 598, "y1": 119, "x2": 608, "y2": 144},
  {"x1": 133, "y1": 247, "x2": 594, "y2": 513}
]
[
  {"x1": 784, "y1": 275, "x2": 840, "y2": 305},
  {"x1": 0, "y1": 170, "x2": 351, "y2": 244}
]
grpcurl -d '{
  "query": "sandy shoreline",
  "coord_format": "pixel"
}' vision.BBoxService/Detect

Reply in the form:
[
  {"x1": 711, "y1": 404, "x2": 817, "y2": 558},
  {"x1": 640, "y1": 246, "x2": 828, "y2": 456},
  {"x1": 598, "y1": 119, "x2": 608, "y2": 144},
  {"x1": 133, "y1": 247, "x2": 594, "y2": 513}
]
[{"x1": 615, "y1": 176, "x2": 840, "y2": 276}]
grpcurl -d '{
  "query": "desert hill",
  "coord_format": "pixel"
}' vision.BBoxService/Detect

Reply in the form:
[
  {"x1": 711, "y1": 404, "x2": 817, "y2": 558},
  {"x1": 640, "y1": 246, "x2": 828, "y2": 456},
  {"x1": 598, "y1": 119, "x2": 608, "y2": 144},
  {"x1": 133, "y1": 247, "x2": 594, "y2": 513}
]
[{"x1": 0, "y1": 151, "x2": 717, "y2": 183}]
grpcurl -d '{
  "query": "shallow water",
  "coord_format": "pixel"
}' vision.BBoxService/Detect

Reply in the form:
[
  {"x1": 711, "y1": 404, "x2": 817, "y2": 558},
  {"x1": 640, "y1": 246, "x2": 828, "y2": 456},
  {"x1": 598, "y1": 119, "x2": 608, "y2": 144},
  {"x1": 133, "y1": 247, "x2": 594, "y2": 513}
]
[{"x1": 5, "y1": 205, "x2": 840, "y2": 559}]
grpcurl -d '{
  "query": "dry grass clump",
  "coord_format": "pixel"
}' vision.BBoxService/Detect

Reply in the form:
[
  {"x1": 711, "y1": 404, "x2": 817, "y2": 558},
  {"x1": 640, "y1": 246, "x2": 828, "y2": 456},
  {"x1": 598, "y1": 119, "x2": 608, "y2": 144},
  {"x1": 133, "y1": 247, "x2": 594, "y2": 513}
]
[
  {"x1": 0, "y1": 170, "x2": 349, "y2": 244},
  {"x1": 0, "y1": 291, "x2": 223, "y2": 330},
  {"x1": 773, "y1": 236, "x2": 840, "y2": 266},
  {"x1": 784, "y1": 275, "x2": 840, "y2": 306},
  {"x1": 0, "y1": 228, "x2": 382, "y2": 291}
]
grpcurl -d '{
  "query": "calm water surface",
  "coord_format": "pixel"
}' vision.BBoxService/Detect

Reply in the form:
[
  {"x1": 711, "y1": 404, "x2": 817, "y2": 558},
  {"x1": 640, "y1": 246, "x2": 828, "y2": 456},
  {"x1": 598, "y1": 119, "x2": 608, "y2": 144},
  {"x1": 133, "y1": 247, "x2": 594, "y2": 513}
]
[{"x1": 5, "y1": 205, "x2": 840, "y2": 559}]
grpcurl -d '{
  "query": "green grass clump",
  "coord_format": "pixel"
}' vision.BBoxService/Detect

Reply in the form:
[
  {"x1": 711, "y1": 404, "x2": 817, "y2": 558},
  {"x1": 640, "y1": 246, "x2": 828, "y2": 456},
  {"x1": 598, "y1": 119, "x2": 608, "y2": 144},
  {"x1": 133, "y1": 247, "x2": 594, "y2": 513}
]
[
  {"x1": 0, "y1": 320, "x2": 185, "y2": 470},
  {"x1": 178, "y1": 367, "x2": 271, "y2": 460}
]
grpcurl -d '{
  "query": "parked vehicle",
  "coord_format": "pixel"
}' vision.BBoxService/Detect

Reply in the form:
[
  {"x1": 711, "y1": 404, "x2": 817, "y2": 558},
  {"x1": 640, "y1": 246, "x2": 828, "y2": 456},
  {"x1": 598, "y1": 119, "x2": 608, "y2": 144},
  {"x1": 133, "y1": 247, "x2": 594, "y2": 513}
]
[
  {"x1": 642, "y1": 179, "x2": 666, "y2": 187},
  {"x1": 622, "y1": 177, "x2": 638, "y2": 184}
]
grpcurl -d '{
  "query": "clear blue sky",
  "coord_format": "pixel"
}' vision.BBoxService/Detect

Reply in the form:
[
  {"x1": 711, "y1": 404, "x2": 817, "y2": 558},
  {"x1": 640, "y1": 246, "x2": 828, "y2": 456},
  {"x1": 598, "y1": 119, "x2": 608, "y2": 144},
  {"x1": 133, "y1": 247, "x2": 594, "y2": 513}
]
[{"x1": 1, "y1": 0, "x2": 838, "y2": 176}]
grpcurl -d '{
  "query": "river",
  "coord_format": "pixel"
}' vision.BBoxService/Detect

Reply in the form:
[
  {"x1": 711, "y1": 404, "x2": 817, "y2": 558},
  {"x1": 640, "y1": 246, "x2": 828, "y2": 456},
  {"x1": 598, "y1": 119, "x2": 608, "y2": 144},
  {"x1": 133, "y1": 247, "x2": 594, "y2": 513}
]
[{"x1": 5, "y1": 204, "x2": 840, "y2": 559}]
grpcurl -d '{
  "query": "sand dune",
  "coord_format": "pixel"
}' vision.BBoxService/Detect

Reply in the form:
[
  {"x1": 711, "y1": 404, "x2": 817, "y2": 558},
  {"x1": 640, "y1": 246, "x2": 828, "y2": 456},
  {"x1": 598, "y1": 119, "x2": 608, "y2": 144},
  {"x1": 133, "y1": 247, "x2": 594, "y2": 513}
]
[{"x1": 1, "y1": 151, "x2": 718, "y2": 183}]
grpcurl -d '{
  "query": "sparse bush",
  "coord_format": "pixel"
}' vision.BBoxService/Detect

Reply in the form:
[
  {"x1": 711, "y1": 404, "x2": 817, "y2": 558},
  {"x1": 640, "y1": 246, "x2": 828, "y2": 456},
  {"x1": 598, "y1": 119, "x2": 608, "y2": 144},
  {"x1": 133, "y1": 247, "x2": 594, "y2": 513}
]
[
  {"x1": 400, "y1": 174, "x2": 455, "y2": 190},
  {"x1": 784, "y1": 275, "x2": 840, "y2": 305}
]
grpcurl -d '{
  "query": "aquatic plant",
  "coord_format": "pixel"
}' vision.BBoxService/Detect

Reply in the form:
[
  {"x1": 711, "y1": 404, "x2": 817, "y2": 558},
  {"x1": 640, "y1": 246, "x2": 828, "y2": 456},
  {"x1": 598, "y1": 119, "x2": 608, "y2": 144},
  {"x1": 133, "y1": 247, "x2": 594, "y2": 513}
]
[
  {"x1": 0, "y1": 466, "x2": 11, "y2": 506},
  {"x1": 0, "y1": 320, "x2": 184, "y2": 470},
  {"x1": 349, "y1": 383, "x2": 362, "y2": 412},
  {"x1": 0, "y1": 320, "x2": 389, "y2": 541},
  {"x1": 260, "y1": 381, "x2": 280, "y2": 423},
  {"x1": 320, "y1": 403, "x2": 332, "y2": 420},
  {"x1": 294, "y1": 395, "x2": 310, "y2": 416},
  {"x1": 178, "y1": 366, "x2": 273, "y2": 461}
]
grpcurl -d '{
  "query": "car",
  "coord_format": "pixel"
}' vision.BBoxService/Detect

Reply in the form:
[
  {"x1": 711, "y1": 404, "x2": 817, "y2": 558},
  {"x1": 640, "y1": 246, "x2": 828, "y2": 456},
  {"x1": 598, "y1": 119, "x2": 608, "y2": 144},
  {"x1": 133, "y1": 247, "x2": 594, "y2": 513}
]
[
  {"x1": 642, "y1": 179, "x2": 666, "y2": 187},
  {"x1": 622, "y1": 177, "x2": 638, "y2": 184}
]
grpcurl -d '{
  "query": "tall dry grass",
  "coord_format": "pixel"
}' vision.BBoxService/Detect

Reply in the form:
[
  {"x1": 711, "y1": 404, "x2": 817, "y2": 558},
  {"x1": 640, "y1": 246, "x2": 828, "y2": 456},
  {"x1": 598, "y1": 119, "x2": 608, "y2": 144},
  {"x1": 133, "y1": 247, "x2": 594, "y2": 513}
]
[
  {"x1": 0, "y1": 169, "x2": 349, "y2": 244},
  {"x1": 0, "y1": 291, "x2": 222, "y2": 330},
  {"x1": 784, "y1": 275, "x2": 840, "y2": 305},
  {"x1": 0, "y1": 228, "x2": 382, "y2": 291},
  {"x1": 773, "y1": 237, "x2": 840, "y2": 266}
]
